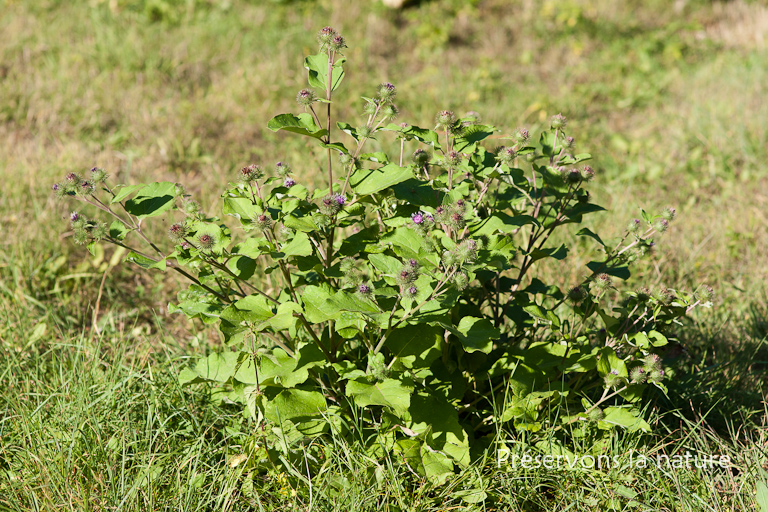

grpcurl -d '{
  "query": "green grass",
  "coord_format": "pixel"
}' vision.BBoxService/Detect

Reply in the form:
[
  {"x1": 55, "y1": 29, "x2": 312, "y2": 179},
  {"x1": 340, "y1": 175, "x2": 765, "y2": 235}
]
[{"x1": 1, "y1": 0, "x2": 767, "y2": 509}]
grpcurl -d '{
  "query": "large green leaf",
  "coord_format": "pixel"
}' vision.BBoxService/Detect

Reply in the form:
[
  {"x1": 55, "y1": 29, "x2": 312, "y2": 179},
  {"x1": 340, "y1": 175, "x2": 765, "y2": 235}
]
[
  {"x1": 124, "y1": 182, "x2": 176, "y2": 219},
  {"x1": 301, "y1": 284, "x2": 336, "y2": 323},
  {"x1": 125, "y1": 251, "x2": 166, "y2": 271},
  {"x1": 304, "y1": 53, "x2": 346, "y2": 91},
  {"x1": 267, "y1": 113, "x2": 327, "y2": 140},
  {"x1": 279, "y1": 232, "x2": 313, "y2": 258},
  {"x1": 349, "y1": 163, "x2": 413, "y2": 196},
  {"x1": 455, "y1": 317, "x2": 499, "y2": 354},
  {"x1": 179, "y1": 351, "x2": 244, "y2": 384},
  {"x1": 600, "y1": 407, "x2": 651, "y2": 432},
  {"x1": 406, "y1": 393, "x2": 470, "y2": 467},
  {"x1": 346, "y1": 378, "x2": 412, "y2": 415},
  {"x1": 263, "y1": 388, "x2": 327, "y2": 423},
  {"x1": 386, "y1": 324, "x2": 442, "y2": 368},
  {"x1": 110, "y1": 184, "x2": 146, "y2": 204}
]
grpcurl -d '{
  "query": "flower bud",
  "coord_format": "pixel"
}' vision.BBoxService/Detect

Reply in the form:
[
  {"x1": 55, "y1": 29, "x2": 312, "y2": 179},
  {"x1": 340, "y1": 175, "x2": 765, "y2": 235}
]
[
  {"x1": 593, "y1": 273, "x2": 612, "y2": 292},
  {"x1": 329, "y1": 34, "x2": 346, "y2": 52},
  {"x1": 661, "y1": 206, "x2": 676, "y2": 222},
  {"x1": 652, "y1": 286, "x2": 674, "y2": 305},
  {"x1": 363, "y1": 100, "x2": 377, "y2": 116},
  {"x1": 168, "y1": 222, "x2": 189, "y2": 244},
  {"x1": 92, "y1": 222, "x2": 108, "y2": 240},
  {"x1": 579, "y1": 165, "x2": 595, "y2": 182},
  {"x1": 254, "y1": 213, "x2": 272, "y2": 231},
  {"x1": 604, "y1": 370, "x2": 622, "y2": 389},
  {"x1": 512, "y1": 128, "x2": 530, "y2": 145},
  {"x1": 275, "y1": 161, "x2": 292, "y2": 177},
  {"x1": 175, "y1": 183, "x2": 186, "y2": 197},
  {"x1": 296, "y1": 88, "x2": 316, "y2": 107},
  {"x1": 496, "y1": 146, "x2": 517, "y2": 166},
  {"x1": 239, "y1": 164, "x2": 263, "y2": 183},
  {"x1": 357, "y1": 126, "x2": 373, "y2": 139},
  {"x1": 339, "y1": 152, "x2": 355, "y2": 167},
  {"x1": 435, "y1": 110, "x2": 456, "y2": 129},
  {"x1": 319, "y1": 195, "x2": 341, "y2": 216},
  {"x1": 317, "y1": 26, "x2": 337, "y2": 50},
  {"x1": 78, "y1": 180, "x2": 95, "y2": 195},
  {"x1": 627, "y1": 219, "x2": 642, "y2": 235},
  {"x1": 357, "y1": 283, "x2": 374, "y2": 297},
  {"x1": 587, "y1": 407, "x2": 604, "y2": 422},
  {"x1": 183, "y1": 199, "x2": 202, "y2": 217},
  {"x1": 635, "y1": 286, "x2": 652, "y2": 303},
  {"x1": 403, "y1": 285, "x2": 418, "y2": 299},
  {"x1": 567, "y1": 286, "x2": 588, "y2": 304},
  {"x1": 695, "y1": 284, "x2": 715, "y2": 302},
  {"x1": 653, "y1": 218, "x2": 669, "y2": 233},
  {"x1": 376, "y1": 82, "x2": 396, "y2": 102},
  {"x1": 397, "y1": 265, "x2": 418, "y2": 285},
  {"x1": 550, "y1": 113, "x2": 567, "y2": 129},
  {"x1": 643, "y1": 354, "x2": 662, "y2": 372},
  {"x1": 197, "y1": 233, "x2": 216, "y2": 251},
  {"x1": 454, "y1": 271, "x2": 469, "y2": 291},
  {"x1": 90, "y1": 167, "x2": 108, "y2": 183},
  {"x1": 412, "y1": 149, "x2": 430, "y2": 167},
  {"x1": 630, "y1": 366, "x2": 647, "y2": 384},
  {"x1": 381, "y1": 104, "x2": 399, "y2": 120},
  {"x1": 648, "y1": 369, "x2": 665, "y2": 383},
  {"x1": 73, "y1": 228, "x2": 90, "y2": 245}
]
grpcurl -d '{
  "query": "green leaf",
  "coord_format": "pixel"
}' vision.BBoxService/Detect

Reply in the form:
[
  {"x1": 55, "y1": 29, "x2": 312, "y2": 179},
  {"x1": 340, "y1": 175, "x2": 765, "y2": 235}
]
[
  {"x1": 369, "y1": 253, "x2": 402, "y2": 277},
  {"x1": 407, "y1": 393, "x2": 470, "y2": 467},
  {"x1": 596, "y1": 347, "x2": 628, "y2": 377},
  {"x1": 179, "y1": 351, "x2": 243, "y2": 384},
  {"x1": 420, "y1": 446, "x2": 454, "y2": 485},
  {"x1": 600, "y1": 407, "x2": 651, "y2": 432},
  {"x1": 349, "y1": 163, "x2": 413, "y2": 196},
  {"x1": 587, "y1": 260, "x2": 631, "y2": 280},
  {"x1": 263, "y1": 388, "x2": 327, "y2": 423},
  {"x1": 267, "y1": 113, "x2": 327, "y2": 140},
  {"x1": 346, "y1": 378, "x2": 412, "y2": 416},
  {"x1": 528, "y1": 244, "x2": 568, "y2": 262},
  {"x1": 109, "y1": 221, "x2": 130, "y2": 241},
  {"x1": 304, "y1": 53, "x2": 346, "y2": 91},
  {"x1": 279, "y1": 232, "x2": 313, "y2": 258},
  {"x1": 576, "y1": 227, "x2": 605, "y2": 247},
  {"x1": 455, "y1": 317, "x2": 499, "y2": 354},
  {"x1": 756, "y1": 481, "x2": 768, "y2": 512},
  {"x1": 469, "y1": 213, "x2": 537, "y2": 237},
  {"x1": 330, "y1": 290, "x2": 380, "y2": 315},
  {"x1": 125, "y1": 251, "x2": 166, "y2": 271},
  {"x1": 386, "y1": 324, "x2": 443, "y2": 368},
  {"x1": 124, "y1": 182, "x2": 176, "y2": 219},
  {"x1": 301, "y1": 284, "x2": 336, "y2": 323},
  {"x1": 284, "y1": 214, "x2": 319, "y2": 233},
  {"x1": 111, "y1": 184, "x2": 146, "y2": 204}
]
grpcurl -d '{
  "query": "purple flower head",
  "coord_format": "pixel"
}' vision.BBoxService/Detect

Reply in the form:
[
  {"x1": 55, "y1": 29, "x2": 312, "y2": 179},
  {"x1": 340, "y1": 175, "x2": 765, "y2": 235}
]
[
  {"x1": 52, "y1": 183, "x2": 60, "y2": 191},
  {"x1": 411, "y1": 211, "x2": 424, "y2": 225},
  {"x1": 408, "y1": 286, "x2": 418, "y2": 296},
  {"x1": 284, "y1": 177, "x2": 296, "y2": 188},
  {"x1": 358, "y1": 284, "x2": 371, "y2": 295},
  {"x1": 333, "y1": 193, "x2": 346, "y2": 206},
  {"x1": 409, "y1": 258, "x2": 419, "y2": 268},
  {"x1": 66, "y1": 172, "x2": 78, "y2": 182},
  {"x1": 70, "y1": 212, "x2": 79, "y2": 222}
]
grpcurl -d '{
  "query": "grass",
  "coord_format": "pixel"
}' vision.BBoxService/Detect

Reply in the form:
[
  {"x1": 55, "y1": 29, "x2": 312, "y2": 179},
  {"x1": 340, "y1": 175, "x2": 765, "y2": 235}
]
[{"x1": 1, "y1": 0, "x2": 767, "y2": 509}]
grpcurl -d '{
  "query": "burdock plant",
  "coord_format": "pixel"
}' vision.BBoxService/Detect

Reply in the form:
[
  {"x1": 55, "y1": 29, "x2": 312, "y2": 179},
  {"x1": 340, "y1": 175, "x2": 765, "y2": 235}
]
[{"x1": 53, "y1": 27, "x2": 713, "y2": 482}]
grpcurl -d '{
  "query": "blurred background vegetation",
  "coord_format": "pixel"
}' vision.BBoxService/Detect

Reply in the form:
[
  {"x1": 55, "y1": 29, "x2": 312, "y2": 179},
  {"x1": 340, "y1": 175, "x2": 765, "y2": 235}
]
[{"x1": 1, "y1": 0, "x2": 767, "y2": 509}]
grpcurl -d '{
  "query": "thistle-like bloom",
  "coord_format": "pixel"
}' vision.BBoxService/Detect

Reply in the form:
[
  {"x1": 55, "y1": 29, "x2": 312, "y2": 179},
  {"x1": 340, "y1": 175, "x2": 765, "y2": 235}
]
[
  {"x1": 567, "y1": 286, "x2": 588, "y2": 304},
  {"x1": 329, "y1": 34, "x2": 346, "y2": 53},
  {"x1": 512, "y1": 128, "x2": 529, "y2": 145},
  {"x1": 580, "y1": 165, "x2": 595, "y2": 181},
  {"x1": 317, "y1": 26, "x2": 337, "y2": 51},
  {"x1": 593, "y1": 273, "x2": 612, "y2": 291},
  {"x1": 661, "y1": 206, "x2": 676, "y2": 222},
  {"x1": 654, "y1": 218, "x2": 669, "y2": 233},
  {"x1": 168, "y1": 222, "x2": 188, "y2": 244},
  {"x1": 411, "y1": 211, "x2": 424, "y2": 225},
  {"x1": 357, "y1": 283, "x2": 374, "y2": 297},
  {"x1": 197, "y1": 233, "x2": 216, "y2": 251},
  {"x1": 296, "y1": 88, "x2": 316, "y2": 107},
  {"x1": 627, "y1": 218, "x2": 642, "y2": 235},
  {"x1": 377, "y1": 82, "x2": 396, "y2": 102},
  {"x1": 403, "y1": 285, "x2": 418, "y2": 299},
  {"x1": 275, "y1": 161, "x2": 292, "y2": 177},
  {"x1": 695, "y1": 284, "x2": 715, "y2": 302},
  {"x1": 283, "y1": 177, "x2": 296, "y2": 188},
  {"x1": 630, "y1": 367, "x2": 647, "y2": 384},
  {"x1": 239, "y1": 164, "x2": 263, "y2": 183},
  {"x1": 70, "y1": 212, "x2": 80, "y2": 223},
  {"x1": 333, "y1": 193, "x2": 346, "y2": 206},
  {"x1": 604, "y1": 370, "x2": 622, "y2": 389},
  {"x1": 254, "y1": 214, "x2": 272, "y2": 231}
]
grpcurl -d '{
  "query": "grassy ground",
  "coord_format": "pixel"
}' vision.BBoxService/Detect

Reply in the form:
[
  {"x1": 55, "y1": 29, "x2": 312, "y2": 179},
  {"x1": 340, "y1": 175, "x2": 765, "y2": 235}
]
[{"x1": 1, "y1": 0, "x2": 767, "y2": 509}]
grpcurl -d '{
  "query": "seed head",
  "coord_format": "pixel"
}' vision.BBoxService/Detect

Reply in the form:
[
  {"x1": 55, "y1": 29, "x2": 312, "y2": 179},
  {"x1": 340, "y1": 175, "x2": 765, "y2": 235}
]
[
  {"x1": 92, "y1": 222, "x2": 108, "y2": 240},
  {"x1": 635, "y1": 286, "x2": 652, "y2": 303},
  {"x1": 65, "y1": 172, "x2": 81, "y2": 183},
  {"x1": 317, "y1": 26, "x2": 337, "y2": 50},
  {"x1": 183, "y1": 199, "x2": 202, "y2": 217}
]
